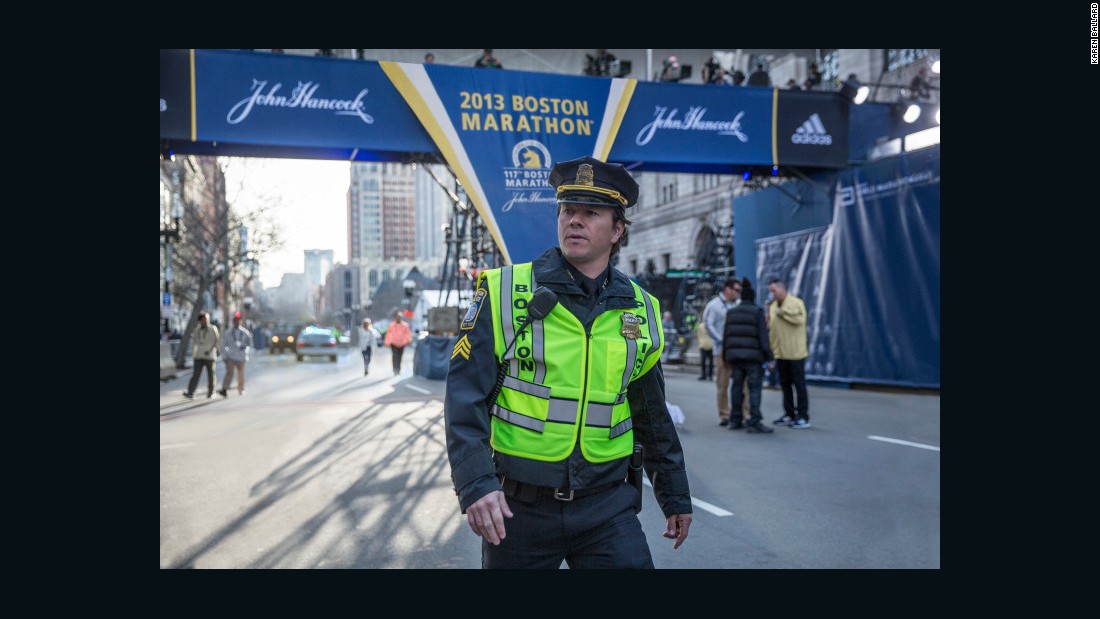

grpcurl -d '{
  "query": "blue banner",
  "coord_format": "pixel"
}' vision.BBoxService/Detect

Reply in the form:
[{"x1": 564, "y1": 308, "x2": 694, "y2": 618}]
[
  {"x1": 188, "y1": 50, "x2": 435, "y2": 153},
  {"x1": 160, "y1": 51, "x2": 864, "y2": 266},
  {"x1": 608, "y1": 81, "x2": 774, "y2": 165},
  {"x1": 160, "y1": 49, "x2": 192, "y2": 141},
  {"x1": 774, "y1": 90, "x2": 849, "y2": 168},
  {"x1": 383, "y1": 62, "x2": 631, "y2": 264}
]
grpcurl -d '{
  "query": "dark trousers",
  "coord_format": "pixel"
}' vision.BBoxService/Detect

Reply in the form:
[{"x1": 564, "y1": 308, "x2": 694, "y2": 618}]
[
  {"x1": 728, "y1": 361, "x2": 764, "y2": 424},
  {"x1": 777, "y1": 358, "x2": 809, "y2": 420},
  {"x1": 187, "y1": 358, "x2": 216, "y2": 396},
  {"x1": 482, "y1": 481, "x2": 654, "y2": 569},
  {"x1": 699, "y1": 348, "x2": 713, "y2": 379},
  {"x1": 361, "y1": 347, "x2": 372, "y2": 373},
  {"x1": 391, "y1": 345, "x2": 405, "y2": 374}
]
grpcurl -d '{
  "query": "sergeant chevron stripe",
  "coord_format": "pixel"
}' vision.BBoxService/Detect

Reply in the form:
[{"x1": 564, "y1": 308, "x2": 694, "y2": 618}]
[{"x1": 451, "y1": 334, "x2": 472, "y2": 360}]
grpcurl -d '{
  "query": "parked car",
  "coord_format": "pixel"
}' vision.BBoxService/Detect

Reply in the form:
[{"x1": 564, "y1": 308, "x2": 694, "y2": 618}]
[{"x1": 296, "y1": 326, "x2": 338, "y2": 362}]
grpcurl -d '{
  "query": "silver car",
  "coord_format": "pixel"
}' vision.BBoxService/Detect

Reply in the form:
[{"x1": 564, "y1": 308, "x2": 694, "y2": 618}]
[{"x1": 295, "y1": 326, "x2": 338, "y2": 362}]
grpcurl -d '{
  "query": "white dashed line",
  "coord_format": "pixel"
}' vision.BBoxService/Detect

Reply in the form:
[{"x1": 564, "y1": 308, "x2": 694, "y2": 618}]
[
  {"x1": 405, "y1": 384, "x2": 431, "y2": 394},
  {"x1": 643, "y1": 476, "x2": 733, "y2": 516},
  {"x1": 868, "y1": 435, "x2": 939, "y2": 451}
]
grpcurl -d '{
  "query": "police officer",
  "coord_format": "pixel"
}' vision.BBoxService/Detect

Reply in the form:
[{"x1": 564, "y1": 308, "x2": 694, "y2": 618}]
[{"x1": 444, "y1": 155, "x2": 692, "y2": 569}]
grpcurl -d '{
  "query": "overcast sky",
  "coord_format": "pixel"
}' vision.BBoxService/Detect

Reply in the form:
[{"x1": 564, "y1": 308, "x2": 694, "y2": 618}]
[{"x1": 223, "y1": 157, "x2": 351, "y2": 289}]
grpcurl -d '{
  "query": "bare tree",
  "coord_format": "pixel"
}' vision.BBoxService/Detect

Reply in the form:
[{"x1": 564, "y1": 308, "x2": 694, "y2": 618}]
[{"x1": 165, "y1": 156, "x2": 284, "y2": 368}]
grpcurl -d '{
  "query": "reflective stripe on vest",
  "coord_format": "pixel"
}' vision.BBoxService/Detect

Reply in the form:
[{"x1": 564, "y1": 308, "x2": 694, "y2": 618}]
[{"x1": 485, "y1": 263, "x2": 664, "y2": 463}]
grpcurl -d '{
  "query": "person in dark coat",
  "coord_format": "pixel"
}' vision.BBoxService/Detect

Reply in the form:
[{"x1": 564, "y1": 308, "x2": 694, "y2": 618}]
[
  {"x1": 721, "y1": 278, "x2": 774, "y2": 433},
  {"x1": 443, "y1": 155, "x2": 692, "y2": 569},
  {"x1": 747, "y1": 63, "x2": 771, "y2": 87}
]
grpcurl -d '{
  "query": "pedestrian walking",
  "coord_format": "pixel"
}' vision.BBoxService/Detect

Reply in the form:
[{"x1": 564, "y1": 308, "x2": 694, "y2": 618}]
[
  {"x1": 444, "y1": 155, "x2": 692, "y2": 569},
  {"x1": 384, "y1": 311, "x2": 412, "y2": 376},
  {"x1": 183, "y1": 311, "x2": 220, "y2": 399},
  {"x1": 217, "y1": 313, "x2": 251, "y2": 397},
  {"x1": 695, "y1": 315, "x2": 713, "y2": 380},
  {"x1": 358, "y1": 318, "x2": 381, "y2": 376}
]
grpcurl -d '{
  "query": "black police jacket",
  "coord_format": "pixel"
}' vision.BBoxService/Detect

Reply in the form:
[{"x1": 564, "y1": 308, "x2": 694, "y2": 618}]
[{"x1": 444, "y1": 248, "x2": 692, "y2": 518}]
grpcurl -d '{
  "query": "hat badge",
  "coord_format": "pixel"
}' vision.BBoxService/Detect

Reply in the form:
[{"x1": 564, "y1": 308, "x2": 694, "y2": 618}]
[{"x1": 576, "y1": 163, "x2": 594, "y2": 187}]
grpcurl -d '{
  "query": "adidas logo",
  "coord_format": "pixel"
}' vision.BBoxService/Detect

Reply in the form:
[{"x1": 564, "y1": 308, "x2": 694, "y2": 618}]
[{"x1": 791, "y1": 113, "x2": 833, "y2": 145}]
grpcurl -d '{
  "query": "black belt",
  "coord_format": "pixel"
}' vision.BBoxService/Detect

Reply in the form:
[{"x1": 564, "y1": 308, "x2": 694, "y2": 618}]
[{"x1": 500, "y1": 477, "x2": 619, "y2": 502}]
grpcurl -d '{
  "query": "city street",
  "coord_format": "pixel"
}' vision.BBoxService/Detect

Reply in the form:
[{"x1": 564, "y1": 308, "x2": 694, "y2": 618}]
[{"x1": 160, "y1": 345, "x2": 940, "y2": 568}]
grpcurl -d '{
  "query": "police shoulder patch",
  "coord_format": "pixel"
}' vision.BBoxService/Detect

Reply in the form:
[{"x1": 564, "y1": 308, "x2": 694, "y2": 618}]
[{"x1": 460, "y1": 287, "x2": 487, "y2": 330}]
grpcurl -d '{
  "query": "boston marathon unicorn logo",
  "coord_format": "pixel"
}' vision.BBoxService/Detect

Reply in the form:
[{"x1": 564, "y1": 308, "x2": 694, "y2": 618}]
[
  {"x1": 521, "y1": 148, "x2": 542, "y2": 168},
  {"x1": 501, "y1": 140, "x2": 555, "y2": 212},
  {"x1": 511, "y1": 140, "x2": 552, "y2": 169}
]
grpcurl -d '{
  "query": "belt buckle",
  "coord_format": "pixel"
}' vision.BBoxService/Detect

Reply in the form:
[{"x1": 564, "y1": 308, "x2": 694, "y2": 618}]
[{"x1": 553, "y1": 488, "x2": 574, "y2": 501}]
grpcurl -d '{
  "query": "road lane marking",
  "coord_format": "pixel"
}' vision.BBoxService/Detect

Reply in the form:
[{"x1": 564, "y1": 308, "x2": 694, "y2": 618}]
[
  {"x1": 160, "y1": 443, "x2": 195, "y2": 450},
  {"x1": 405, "y1": 384, "x2": 431, "y2": 394},
  {"x1": 643, "y1": 476, "x2": 733, "y2": 516},
  {"x1": 868, "y1": 435, "x2": 939, "y2": 451}
]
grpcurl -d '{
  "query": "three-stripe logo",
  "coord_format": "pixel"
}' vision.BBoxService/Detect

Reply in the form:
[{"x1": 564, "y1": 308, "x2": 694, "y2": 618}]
[{"x1": 791, "y1": 113, "x2": 832, "y2": 145}]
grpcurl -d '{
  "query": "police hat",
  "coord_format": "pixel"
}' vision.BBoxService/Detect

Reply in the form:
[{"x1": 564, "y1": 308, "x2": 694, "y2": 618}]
[{"x1": 549, "y1": 156, "x2": 639, "y2": 208}]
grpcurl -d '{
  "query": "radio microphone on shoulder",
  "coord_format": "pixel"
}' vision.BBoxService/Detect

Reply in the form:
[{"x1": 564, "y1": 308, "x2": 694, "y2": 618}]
[
  {"x1": 502, "y1": 286, "x2": 557, "y2": 361},
  {"x1": 522, "y1": 286, "x2": 558, "y2": 326}
]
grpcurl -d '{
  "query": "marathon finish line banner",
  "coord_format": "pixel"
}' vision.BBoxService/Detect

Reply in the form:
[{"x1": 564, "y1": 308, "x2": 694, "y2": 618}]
[
  {"x1": 755, "y1": 145, "x2": 940, "y2": 388},
  {"x1": 607, "y1": 80, "x2": 773, "y2": 165},
  {"x1": 381, "y1": 61, "x2": 632, "y2": 264},
  {"x1": 160, "y1": 50, "x2": 851, "y2": 264},
  {"x1": 774, "y1": 90, "x2": 849, "y2": 169},
  {"x1": 158, "y1": 49, "x2": 437, "y2": 155}
]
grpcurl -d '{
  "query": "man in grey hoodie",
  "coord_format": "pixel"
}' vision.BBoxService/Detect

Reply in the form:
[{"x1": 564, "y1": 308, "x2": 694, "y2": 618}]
[{"x1": 702, "y1": 279, "x2": 745, "y2": 427}]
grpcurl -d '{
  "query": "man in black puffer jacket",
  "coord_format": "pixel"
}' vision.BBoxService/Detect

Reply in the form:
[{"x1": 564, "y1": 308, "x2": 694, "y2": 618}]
[{"x1": 720, "y1": 278, "x2": 775, "y2": 433}]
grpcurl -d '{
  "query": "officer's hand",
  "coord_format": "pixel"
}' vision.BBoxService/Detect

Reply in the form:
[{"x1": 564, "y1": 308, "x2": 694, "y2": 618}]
[
  {"x1": 661, "y1": 513, "x2": 692, "y2": 550},
  {"x1": 466, "y1": 490, "x2": 513, "y2": 545}
]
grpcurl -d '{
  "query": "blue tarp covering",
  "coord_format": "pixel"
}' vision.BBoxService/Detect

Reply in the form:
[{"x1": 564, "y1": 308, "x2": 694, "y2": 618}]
[
  {"x1": 414, "y1": 335, "x2": 459, "y2": 381},
  {"x1": 751, "y1": 146, "x2": 940, "y2": 388}
]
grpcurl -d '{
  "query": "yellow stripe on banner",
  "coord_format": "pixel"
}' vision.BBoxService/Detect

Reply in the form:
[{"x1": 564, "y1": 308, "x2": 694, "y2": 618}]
[
  {"x1": 771, "y1": 88, "x2": 778, "y2": 167},
  {"x1": 189, "y1": 49, "x2": 197, "y2": 142},
  {"x1": 597, "y1": 79, "x2": 637, "y2": 162},
  {"x1": 379, "y1": 61, "x2": 511, "y2": 264}
]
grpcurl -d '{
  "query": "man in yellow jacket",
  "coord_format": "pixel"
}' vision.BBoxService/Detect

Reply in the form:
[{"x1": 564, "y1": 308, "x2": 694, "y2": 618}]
[{"x1": 767, "y1": 278, "x2": 810, "y2": 428}]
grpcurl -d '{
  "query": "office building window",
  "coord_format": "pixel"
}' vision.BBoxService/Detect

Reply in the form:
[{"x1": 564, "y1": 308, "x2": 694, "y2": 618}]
[
  {"x1": 821, "y1": 50, "x2": 840, "y2": 88},
  {"x1": 886, "y1": 49, "x2": 928, "y2": 72}
]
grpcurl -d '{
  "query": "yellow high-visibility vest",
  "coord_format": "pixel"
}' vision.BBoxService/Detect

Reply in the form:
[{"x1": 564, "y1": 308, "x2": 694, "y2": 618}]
[{"x1": 483, "y1": 262, "x2": 663, "y2": 462}]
